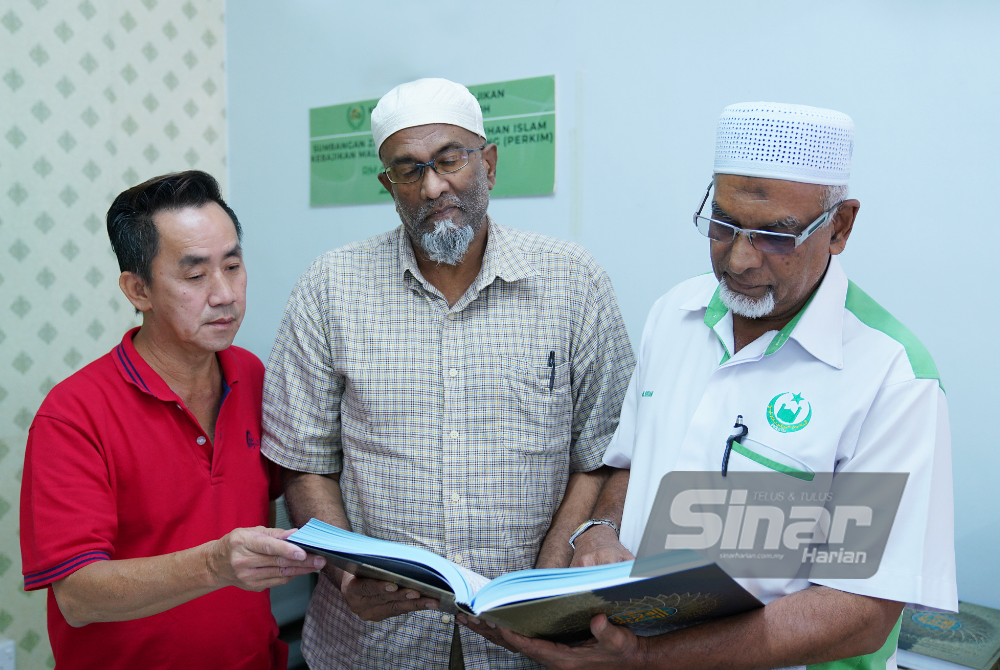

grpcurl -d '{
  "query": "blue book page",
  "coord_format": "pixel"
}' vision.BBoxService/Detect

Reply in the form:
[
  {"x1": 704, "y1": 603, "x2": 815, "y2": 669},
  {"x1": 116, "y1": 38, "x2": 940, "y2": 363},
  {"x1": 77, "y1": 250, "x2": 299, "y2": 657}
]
[{"x1": 288, "y1": 519, "x2": 486, "y2": 604}]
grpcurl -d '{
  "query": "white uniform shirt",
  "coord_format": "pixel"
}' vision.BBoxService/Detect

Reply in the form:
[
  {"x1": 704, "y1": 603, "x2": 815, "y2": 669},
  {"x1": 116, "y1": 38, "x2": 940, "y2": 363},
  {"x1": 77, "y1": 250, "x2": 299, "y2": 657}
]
[{"x1": 605, "y1": 257, "x2": 957, "y2": 618}]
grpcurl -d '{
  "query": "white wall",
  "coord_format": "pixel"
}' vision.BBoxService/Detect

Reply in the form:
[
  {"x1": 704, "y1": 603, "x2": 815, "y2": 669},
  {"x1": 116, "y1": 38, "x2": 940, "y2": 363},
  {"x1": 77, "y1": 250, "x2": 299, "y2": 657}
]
[{"x1": 226, "y1": 1, "x2": 1000, "y2": 608}]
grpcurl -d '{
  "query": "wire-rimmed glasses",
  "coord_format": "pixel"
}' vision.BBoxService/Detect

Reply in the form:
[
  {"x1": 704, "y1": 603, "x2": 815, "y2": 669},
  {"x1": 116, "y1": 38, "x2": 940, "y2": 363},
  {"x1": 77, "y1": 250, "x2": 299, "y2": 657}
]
[{"x1": 693, "y1": 181, "x2": 842, "y2": 255}]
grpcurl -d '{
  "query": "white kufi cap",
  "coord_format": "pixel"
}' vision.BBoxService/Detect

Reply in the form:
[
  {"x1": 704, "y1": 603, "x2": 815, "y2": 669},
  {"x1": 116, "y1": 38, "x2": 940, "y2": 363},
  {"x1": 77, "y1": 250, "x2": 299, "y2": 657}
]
[
  {"x1": 714, "y1": 102, "x2": 854, "y2": 186},
  {"x1": 371, "y1": 78, "x2": 485, "y2": 153}
]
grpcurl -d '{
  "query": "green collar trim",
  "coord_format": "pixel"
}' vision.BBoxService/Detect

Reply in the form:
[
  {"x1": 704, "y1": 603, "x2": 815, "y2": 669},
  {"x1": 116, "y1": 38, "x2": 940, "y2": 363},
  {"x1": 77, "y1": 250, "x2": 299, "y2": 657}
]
[
  {"x1": 704, "y1": 287, "x2": 732, "y2": 364},
  {"x1": 704, "y1": 286, "x2": 816, "y2": 363},
  {"x1": 764, "y1": 290, "x2": 817, "y2": 356}
]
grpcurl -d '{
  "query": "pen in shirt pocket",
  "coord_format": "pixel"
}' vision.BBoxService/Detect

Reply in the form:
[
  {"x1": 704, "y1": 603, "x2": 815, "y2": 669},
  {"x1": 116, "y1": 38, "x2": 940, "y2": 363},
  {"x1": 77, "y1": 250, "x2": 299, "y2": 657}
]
[{"x1": 548, "y1": 351, "x2": 555, "y2": 392}]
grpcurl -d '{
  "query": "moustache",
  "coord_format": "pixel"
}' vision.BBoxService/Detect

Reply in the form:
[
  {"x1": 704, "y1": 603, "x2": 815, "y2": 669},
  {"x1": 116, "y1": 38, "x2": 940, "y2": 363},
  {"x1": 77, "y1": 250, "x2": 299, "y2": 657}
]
[{"x1": 417, "y1": 196, "x2": 463, "y2": 224}]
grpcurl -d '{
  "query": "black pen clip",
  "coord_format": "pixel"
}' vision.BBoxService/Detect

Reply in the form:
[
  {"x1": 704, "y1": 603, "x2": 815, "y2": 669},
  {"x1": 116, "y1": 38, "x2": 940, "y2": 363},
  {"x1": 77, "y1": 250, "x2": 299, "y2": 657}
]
[
  {"x1": 722, "y1": 415, "x2": 748, "y2": 477},
  {"x1": 548, "y1": 351, "x2": 555, "y2": 393}
]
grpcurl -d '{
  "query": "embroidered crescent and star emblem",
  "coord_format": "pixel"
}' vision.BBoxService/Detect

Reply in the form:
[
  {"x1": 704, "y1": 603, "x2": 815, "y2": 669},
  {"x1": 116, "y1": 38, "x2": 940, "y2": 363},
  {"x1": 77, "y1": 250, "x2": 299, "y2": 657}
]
[{"x1": 766, "y1": 392, "x2": 812, "y2": 433}]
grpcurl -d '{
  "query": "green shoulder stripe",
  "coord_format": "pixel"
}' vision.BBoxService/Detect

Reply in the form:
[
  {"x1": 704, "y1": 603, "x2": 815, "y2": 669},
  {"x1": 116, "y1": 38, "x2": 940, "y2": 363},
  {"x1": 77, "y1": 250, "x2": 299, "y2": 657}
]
[{"x1": 845, "y1": 281, "x2": 942, "y2": 389}]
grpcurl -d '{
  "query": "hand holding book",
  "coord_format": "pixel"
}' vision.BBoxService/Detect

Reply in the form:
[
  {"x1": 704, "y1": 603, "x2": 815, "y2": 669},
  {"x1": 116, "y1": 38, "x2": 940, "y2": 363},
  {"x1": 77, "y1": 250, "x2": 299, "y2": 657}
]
[{"x1": 338, "y1": 571, "x2": 440, "y2": 622}]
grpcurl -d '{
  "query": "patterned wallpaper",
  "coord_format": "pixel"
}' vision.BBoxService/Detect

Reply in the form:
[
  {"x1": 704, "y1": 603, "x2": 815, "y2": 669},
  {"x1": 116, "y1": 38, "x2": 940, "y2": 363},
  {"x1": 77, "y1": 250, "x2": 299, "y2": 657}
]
[{"x1": 0, "y1": 0, "x2": 227, "y2": 666}]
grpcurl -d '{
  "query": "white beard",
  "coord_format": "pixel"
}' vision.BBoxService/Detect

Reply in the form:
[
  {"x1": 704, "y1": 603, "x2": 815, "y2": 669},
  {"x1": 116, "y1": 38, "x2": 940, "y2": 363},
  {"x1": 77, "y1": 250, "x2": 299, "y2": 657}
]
[
  {"x1": 719, "y1": 278, "x2": 776, "y2": 319},
  {"x1": 420, "y1": 218, "x2": 475, "y2": 266}
]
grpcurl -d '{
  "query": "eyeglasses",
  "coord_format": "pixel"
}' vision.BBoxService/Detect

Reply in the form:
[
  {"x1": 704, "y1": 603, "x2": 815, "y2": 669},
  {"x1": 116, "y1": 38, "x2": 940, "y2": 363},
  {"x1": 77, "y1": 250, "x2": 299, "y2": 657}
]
[
  {"x1": 693, "y1": 181, "x2": 842, "y2": 255},
  {"x1": 383, "y1": 144, "x2": 488, "y2": 185}
]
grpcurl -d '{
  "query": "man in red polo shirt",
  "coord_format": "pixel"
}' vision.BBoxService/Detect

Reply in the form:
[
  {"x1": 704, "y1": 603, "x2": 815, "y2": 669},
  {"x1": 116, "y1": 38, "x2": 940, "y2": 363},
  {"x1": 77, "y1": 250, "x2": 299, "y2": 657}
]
[{"x1": 19, "y1": 171, "x2": 325, "y2": 669}]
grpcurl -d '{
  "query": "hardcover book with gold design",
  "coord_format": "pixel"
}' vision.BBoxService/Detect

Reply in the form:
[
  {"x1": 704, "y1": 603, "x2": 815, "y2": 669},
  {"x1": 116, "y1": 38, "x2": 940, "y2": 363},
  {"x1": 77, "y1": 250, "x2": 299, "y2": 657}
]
[{"x1": 289, "y1": 518, "x2": 762, "y2": 643}]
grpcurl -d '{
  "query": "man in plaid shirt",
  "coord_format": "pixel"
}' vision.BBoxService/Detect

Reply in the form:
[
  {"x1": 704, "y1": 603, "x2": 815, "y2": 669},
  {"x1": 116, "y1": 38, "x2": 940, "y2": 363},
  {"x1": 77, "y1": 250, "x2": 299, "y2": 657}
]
[{"x1": 261, "y1": 78, "x2": 634, "y2": 669}]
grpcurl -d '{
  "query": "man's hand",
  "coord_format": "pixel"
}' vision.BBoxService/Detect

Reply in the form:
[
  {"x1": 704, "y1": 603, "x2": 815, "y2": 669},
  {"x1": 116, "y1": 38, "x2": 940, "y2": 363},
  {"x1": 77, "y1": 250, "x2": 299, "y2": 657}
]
[
  {"x1": 457, "y1": 614, "x2": 519, "y2": 652},
  {"x1": 338, "y1": 572, "x2": 439, "y2": 622},
  {"x1": 500, "y1": 614, "x2": 645, "y2": 670},
  {"x1": 208, "y1": 526, "x2": 326, "y2": 591},
  {"x1": 570, "y1": 525, "x2": 634, "y2": 567}
]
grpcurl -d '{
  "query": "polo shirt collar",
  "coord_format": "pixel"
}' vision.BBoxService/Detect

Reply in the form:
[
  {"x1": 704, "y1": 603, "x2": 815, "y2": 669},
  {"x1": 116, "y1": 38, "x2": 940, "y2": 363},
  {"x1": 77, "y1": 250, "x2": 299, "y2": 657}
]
[
  {"x1": 396, "y1": 215, "x2": 539, "y2": 293},
  {"x1": 682, "y1": 257, "x2": 848, "y2": 369},
  {"x1": 112, "y1": 327, "x2": 240, "y2": 401}
]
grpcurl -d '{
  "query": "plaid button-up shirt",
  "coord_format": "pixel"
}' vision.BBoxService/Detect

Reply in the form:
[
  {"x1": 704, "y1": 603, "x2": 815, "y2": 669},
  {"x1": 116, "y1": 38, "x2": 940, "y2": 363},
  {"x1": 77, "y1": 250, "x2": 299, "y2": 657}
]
[{"x1": 261, "y1": 220, "x2": 634, "y2": 669}]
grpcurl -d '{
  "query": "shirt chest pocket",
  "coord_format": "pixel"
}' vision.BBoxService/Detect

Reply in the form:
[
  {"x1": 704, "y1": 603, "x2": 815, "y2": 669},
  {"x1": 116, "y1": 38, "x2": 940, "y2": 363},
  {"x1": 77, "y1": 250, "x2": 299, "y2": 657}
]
[
  {"x1": 729, "y1": 437, "x2": 815, "y2": 482},
  {"x1": 499, "y1": 358, "x2": 573, "y2": 453}
]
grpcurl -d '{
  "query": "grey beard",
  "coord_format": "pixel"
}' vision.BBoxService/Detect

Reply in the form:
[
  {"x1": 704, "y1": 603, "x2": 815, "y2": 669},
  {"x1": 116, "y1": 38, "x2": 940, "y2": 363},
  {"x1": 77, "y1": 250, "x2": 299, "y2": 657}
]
[
  {"x1": 719, "y1": 278, "x2": 776, "y2": 319},
  {"x1": 420, "y1": 218, "x2": 475, "y2": 266}
]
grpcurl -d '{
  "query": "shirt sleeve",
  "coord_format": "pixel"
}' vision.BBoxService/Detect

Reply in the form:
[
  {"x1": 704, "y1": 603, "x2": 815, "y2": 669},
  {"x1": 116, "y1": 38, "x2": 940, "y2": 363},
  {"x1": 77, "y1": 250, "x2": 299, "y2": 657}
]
[
  {"x1": 601, "y1": 366, "x2": 640, "y2": 468},
  {"x1": 20, "y1": 413, "x2": 116, "y2": 590},
  {"x1": 567, "y1": 268, "x2": 635, "y2": 473},
  {"x1": 811, "y1": 378, "x2": 958, "y2": 612},
  {"x1": 261, "y1": 260, "x2": 346, "y2": 474}
]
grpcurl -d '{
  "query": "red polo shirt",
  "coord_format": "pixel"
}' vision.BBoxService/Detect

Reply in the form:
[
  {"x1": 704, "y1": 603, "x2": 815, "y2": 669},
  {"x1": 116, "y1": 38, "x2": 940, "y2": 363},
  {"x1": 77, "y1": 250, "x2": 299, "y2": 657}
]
[{"x1": 20, "y1": 328, "x2": 286, "y2": 670}]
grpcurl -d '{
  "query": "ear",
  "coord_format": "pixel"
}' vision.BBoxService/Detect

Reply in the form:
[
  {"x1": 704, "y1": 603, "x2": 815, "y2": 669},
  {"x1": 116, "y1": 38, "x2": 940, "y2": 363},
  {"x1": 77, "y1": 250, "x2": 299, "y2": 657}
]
[
  {"x1": 377, "y1": 171, "x2": 395, "y2": 197},
  {"x1": 119, "y1": 272, "x2": 152, "y2": 313},
  {"x1": 482, "y1": 143, "x2": 498, "y2": 191},
  {"x1": 829, "y1": 199, "x2": 860, "y2": 255}
]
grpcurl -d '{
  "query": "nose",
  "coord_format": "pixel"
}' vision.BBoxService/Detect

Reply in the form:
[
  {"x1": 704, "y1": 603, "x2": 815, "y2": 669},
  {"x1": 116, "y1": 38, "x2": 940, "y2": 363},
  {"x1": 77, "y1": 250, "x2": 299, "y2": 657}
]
[
  {"x1": 726, "y1": 230, "x2": 764, "y2": 275},
  {"x1": 419, "y1": 165, "x2": 450, "y2": 201},
  {"x1": 208, "y1": 269, "x2": 237, "y2": 307}
]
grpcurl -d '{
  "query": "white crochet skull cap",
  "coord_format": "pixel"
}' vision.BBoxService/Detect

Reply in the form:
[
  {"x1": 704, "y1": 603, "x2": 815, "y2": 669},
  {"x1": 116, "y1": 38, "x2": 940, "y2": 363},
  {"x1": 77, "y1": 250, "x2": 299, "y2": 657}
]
[
  {"x1": 371, "y1": 78, "x2": 486, "y2": 154},
  {"x1": 714, "y1": 102, "x2": 854, "y2": 186}
]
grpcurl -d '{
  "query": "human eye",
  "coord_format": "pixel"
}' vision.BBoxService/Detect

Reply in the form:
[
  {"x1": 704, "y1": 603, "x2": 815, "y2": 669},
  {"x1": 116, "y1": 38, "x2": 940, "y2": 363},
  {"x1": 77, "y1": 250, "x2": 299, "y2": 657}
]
[
  {"x1": 435, "y1": 150, "x2": 464, "y2": 169},
  {"x1": 392, "y1": 163, "x2": 420, "y2": 180}
]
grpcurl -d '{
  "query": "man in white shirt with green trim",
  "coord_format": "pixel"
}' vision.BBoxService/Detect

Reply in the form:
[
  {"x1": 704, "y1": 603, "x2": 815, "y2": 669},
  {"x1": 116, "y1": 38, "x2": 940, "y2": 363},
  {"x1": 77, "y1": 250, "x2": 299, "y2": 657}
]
[{"x1": 500, "y1": 102, "x2": 957, "y2": 670}]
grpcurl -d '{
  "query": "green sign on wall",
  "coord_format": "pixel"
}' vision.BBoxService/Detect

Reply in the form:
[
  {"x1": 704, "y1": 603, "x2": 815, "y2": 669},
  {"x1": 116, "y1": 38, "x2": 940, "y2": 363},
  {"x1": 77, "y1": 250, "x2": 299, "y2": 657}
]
[{"x1": 309, "y1": 75, "x2": 556, "y2": 206}]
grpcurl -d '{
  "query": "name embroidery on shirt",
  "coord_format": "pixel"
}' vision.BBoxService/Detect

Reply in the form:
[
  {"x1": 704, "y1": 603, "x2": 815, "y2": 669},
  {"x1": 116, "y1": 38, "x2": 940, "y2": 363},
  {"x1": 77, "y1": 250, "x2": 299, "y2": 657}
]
[
  {"x1": 766, "y1": 392, "x2": 812, "y2": 433},
  {"x1": 246, "y1": 431, "x2": 260, "y2": 450}
]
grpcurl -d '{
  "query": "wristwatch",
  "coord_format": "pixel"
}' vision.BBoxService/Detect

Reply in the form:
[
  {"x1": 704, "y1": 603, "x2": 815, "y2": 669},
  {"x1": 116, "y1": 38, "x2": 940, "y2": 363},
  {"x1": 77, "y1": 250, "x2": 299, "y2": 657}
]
[{"x1": 568, "y1": 518, "x2": 621, "y2": 549}]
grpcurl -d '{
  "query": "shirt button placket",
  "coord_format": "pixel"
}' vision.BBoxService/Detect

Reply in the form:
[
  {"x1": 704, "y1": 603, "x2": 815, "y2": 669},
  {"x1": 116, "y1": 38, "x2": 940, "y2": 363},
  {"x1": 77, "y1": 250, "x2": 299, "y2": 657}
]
[{"x1": 442, "y1": 309, "x2": 467, "y2": 575}]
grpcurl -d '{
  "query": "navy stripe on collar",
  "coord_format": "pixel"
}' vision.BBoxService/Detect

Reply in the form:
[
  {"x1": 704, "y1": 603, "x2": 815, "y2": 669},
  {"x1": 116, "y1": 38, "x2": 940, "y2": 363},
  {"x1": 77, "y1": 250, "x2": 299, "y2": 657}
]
[{"x1": 116, "y1": 344, "x2": 152, "y2": 395}]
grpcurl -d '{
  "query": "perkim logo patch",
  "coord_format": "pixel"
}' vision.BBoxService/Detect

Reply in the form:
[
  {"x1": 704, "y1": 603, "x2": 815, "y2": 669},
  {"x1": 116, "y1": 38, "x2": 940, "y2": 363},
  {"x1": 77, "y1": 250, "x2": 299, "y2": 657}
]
[{"x1": 767, "y1": 392, "x2": 811, "y2": 433}]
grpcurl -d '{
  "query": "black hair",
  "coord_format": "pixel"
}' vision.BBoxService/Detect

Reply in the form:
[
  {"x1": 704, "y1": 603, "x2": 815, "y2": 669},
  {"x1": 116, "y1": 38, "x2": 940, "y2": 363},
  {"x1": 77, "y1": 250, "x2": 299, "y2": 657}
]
[{"x1": 106, "y1": 170, "x2": 241, "y2": 285}]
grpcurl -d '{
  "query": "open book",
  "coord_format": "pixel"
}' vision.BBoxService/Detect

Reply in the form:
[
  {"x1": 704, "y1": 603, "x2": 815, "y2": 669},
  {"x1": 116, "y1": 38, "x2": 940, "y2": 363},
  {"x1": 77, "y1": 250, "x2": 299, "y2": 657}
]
[{"x1": 288, "y1": 518, "x2": 762, "y2": 643}]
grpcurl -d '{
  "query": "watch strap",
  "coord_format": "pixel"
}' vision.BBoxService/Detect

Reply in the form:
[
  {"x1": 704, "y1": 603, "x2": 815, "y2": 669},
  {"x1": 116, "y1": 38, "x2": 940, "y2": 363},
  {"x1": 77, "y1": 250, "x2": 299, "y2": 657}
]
[{"x1": 568, "y1": 518, "x2": 621, "y2": 549}]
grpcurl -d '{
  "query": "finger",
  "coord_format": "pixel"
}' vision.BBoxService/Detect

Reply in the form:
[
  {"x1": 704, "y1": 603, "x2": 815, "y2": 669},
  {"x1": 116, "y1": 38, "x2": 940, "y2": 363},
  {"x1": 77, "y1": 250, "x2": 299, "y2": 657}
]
[
  {"x1": 279, "y1": 565, "x2": 326, "y2": 578},
  {"x1": 388, "y1": 598, "x2": 438, "y2": 615},
  {"x1": 590, "y1": 614, "x2": 631, "y2": 651},
  {"x1": 239, "y1": 531, "x2": 309, "y2": 562},
  {"x1": 352, "y1": 578, "x2": 426, "y2": 605},
  {"x1": 498, "y1": 626, "x2": 532, "y2": 648}
]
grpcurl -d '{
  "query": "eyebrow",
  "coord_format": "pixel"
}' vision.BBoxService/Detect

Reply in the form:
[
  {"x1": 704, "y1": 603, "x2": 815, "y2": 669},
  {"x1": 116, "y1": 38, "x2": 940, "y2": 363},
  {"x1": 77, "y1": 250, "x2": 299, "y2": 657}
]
[
  {"x1": 179, "y1": 244, "x2": 242, "y2": 268},
  {"x1": 389, "y1": 141, "x2": 466, "y2": 166},
  {"x1": 711, "y1": 202, "x2": 800, "y2": 231}
]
